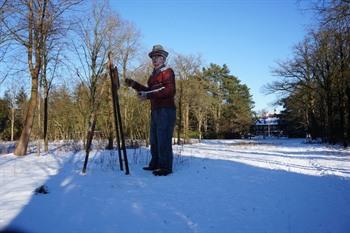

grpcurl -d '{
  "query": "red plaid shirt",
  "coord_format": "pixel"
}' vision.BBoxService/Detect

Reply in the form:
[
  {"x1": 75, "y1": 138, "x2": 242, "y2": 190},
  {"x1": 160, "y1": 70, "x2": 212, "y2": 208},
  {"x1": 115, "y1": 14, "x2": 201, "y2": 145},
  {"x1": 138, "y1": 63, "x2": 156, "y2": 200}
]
[{"x1": 132, "y1": 65, "x2": 176, "y2": 110}]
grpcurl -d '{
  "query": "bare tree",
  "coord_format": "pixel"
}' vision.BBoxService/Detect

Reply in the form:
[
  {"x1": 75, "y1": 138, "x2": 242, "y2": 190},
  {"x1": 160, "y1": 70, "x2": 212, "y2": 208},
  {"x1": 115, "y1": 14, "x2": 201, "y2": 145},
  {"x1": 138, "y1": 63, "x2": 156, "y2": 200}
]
[
  {"x1": 114, "y1": 20, "x2": 141, "y2": 80},
  {"x1": 172, "y1": 54, "x2": 201, "y2": 143},
  {"x1": 0, "y1": 0, "x2": 9, "y2": 49},
  {"x1": 8, "y1": 0, "x2": 49, "y2": 155},
  {"x1": 265, "y1": 37, "x2": 320, "y2": 138},
  {"x1": 313, "y1": 0, "x2": 350, "y2": 28},
  {"x1": 267, "y1": 0, "x2": 350, "y2": 144},
  {"x1": 39, "y1": 0, "x2": 82, "y2": 151},
  {"x1": 102, "y1": 14, "x2": 142, "y2": 148},
  {"x1": 316, "y1": 0, "x2": 350, "y2": 146},
  {"x1": 2, "y1": 82, "x2": 22, "y2": 141},
  {"x1": 72, "y1": 0, "x2": 117, "y2": 163},
  {"x1": 42, "y1": 44, "x2": 63, "y2": 151},
  {"x1": 1, "y1": 0, "x2": 82, "y2": 155},
  {"x1": 0, "y1": 0, "x2": 11, "y2": 86},
  {"x1": 189, "y1": 74, "x2": 210, "y2": 140}
]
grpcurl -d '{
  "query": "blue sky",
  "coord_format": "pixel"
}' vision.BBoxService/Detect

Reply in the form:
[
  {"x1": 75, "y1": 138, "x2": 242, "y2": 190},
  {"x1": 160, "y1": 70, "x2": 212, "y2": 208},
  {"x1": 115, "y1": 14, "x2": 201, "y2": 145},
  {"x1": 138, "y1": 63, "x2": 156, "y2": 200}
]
[{"x1": 111, "y1": 0, "x2": 315, "y2": 112}]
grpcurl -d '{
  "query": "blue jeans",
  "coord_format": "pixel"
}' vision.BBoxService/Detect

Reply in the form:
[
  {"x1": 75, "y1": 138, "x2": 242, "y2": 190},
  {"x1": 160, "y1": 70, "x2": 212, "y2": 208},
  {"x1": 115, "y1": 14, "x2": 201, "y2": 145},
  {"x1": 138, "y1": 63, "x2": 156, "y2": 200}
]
[{"x1": 149, "y1": 108, "x2": 176, "y2": 171}]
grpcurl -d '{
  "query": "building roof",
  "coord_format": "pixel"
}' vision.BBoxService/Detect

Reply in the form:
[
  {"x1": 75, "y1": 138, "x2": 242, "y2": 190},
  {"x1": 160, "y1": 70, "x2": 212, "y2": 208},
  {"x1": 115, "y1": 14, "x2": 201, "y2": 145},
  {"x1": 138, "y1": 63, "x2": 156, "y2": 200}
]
[{"x1": 255, "y1": 117, "x2": 279, "y2": 126}]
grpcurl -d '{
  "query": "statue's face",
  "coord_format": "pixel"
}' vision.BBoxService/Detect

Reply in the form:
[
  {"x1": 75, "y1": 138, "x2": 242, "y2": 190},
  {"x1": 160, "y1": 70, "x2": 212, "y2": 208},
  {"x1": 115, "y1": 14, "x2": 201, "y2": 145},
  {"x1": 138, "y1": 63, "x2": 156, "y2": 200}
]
[{"x1": 151, "y1": 55, "x2": 165, "y2": 69}]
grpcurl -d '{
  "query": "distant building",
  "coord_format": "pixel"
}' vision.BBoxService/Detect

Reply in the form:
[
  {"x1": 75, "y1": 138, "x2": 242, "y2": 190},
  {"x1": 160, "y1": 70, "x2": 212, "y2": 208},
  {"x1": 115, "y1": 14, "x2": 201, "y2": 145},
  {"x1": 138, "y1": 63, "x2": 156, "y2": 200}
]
[{"x1": 252, "y1": 114, "x2": 285, "y2": 137}]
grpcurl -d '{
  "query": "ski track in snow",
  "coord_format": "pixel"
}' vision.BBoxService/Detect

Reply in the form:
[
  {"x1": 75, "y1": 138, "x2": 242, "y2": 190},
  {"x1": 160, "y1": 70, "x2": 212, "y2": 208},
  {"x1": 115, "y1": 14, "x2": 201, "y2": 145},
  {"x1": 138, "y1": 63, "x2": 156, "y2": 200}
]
[{"x1": 181, "y1": 139, "x2": 350, "y2": 178}]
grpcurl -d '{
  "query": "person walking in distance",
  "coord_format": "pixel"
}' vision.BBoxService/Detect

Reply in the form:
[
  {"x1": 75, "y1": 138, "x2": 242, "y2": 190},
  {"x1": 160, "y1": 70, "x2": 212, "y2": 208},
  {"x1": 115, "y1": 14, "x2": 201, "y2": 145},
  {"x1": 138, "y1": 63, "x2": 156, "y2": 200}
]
[{"x1": 125, "y1": 45, "x2": 176, "y2": 176}]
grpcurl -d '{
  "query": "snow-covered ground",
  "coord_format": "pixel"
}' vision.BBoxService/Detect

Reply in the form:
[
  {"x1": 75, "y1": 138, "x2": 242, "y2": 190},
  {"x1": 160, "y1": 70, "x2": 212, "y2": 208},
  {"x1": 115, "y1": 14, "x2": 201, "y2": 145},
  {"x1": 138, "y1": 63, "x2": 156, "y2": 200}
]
[{"x1": 1, "y1": 138, "x2": 350, "y2": 233}]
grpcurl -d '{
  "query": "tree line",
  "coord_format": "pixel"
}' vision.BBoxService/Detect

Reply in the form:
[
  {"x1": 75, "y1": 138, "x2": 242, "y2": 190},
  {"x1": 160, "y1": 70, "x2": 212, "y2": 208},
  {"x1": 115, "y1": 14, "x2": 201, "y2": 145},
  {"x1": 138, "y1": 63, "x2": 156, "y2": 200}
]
[
  {"x1": 0, "y1": 0, "x2": 254, "y2": 155},
  {"x1": 265, "y1": 0, "x2": 350, "y2": 147}
]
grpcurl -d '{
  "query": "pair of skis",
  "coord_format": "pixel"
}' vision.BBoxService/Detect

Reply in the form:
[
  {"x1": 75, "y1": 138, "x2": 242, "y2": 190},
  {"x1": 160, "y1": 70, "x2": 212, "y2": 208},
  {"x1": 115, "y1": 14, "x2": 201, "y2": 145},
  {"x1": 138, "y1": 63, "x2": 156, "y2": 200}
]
[{"x1": 82, "y1": 52, "x2": 129, "y2": 175}]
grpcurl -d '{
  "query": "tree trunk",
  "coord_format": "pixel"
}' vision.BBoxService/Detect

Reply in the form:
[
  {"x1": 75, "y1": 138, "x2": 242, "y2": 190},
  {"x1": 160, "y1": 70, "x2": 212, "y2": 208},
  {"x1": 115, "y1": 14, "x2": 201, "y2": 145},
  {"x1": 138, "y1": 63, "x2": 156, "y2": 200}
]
[
  {"x1": 215, "y1": 105, "x2": 221, "y2": 137},
  {"x1": 14, "y1": 0, "x2": 47, "y2": 155},
  {"x1": 177, "y1": 82, "x2": 183, "y2": 145},
  {"x1": 198, "y1": 117, "x2": 202, "y2": 141},
  {"x1": 319, "y1": 95, "x2": 326, "y2": 142},
  {"x1": 305, "y1": 103, "x2": 310, "y2": 137},
  {"x1": 338, "y1": 35, "x2": 348, "y2": 147},
  {"x1": 86, "y1": 112, "x2": 97, "y2": 151},
  {"x1": 43, "y1": 92, "x2": 49, "y2": 152},
  {"x1": 106, "y1": 131, "x2": 113, "y2": 150},
  {"x1": 37, "y1": 85, "x2": 41, "y2": 140},
  {"x1": 14, "y1": 74, "x2": 39, "y2": 155},
  {"x1": 326, "y1": 91, "x2": 334, "y2": 144},
  {"x1": 37, "y1": 87, "x2": 41, "y2": 156},
  {"x1": 82, "y1": 111, "x2": 97, "y2": 173},
  {"x1": 184, "y1": 104, "x2": 189, "y2": 143},
  {"x1": 346, "y1": 87, "x2": 350, "y2": 147},
  {"x1": 11, "y1": 108, "x2": 14, "y2": 141},
  {"x1": 204, "y1": 118, "x2": 208, "y2": 136}
]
